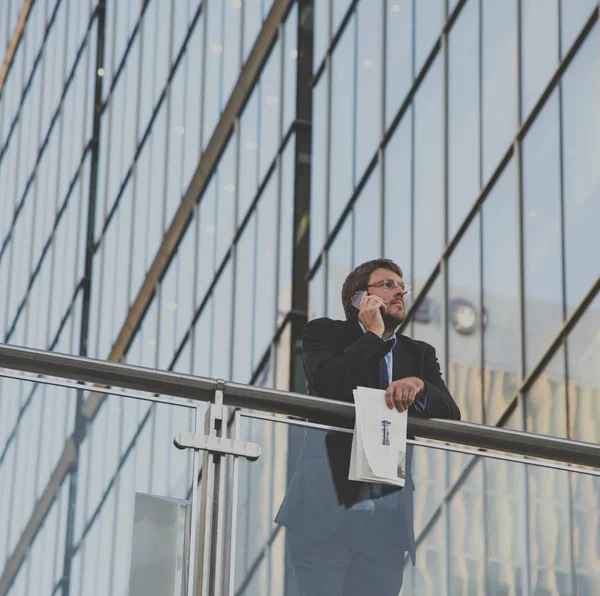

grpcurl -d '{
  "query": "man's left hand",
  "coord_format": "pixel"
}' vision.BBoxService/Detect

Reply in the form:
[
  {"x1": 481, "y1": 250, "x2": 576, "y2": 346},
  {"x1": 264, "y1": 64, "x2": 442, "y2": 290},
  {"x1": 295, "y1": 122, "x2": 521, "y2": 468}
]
[{"x1": 385, "y1": 377, "x2": 425, "y2": 412}]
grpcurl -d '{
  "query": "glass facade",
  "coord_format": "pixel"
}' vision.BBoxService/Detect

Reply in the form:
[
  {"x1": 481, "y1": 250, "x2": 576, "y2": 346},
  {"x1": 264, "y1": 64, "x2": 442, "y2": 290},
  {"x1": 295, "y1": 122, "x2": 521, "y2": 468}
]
[{"x1": 0, "y1": 0, "x2": 599, "y2": 594}]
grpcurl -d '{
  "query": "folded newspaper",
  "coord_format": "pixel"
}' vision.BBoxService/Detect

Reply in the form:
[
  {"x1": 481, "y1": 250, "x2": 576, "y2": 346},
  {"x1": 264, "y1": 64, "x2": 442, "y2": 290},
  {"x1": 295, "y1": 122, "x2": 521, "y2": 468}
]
[{"x1": 349, "y1": 386, "x2": 408, "y2": 487}]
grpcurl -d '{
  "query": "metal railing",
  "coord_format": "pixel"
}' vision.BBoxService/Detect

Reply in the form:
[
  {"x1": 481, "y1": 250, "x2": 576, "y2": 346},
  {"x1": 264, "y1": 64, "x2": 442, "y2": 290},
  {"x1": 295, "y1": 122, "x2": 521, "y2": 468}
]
[
  {"x1": 2, "y1": 341, "x2": 600, "y2": 596},
  {"x1": 1, "y1": 342, "x2": 599, "y2": 468}
]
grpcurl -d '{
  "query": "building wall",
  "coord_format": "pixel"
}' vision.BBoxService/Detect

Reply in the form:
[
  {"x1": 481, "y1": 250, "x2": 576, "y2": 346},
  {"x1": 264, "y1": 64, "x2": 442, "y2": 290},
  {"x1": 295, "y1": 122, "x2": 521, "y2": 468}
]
[{"x1": 0, "y1": 0, "x2": 599, "y2": 594}]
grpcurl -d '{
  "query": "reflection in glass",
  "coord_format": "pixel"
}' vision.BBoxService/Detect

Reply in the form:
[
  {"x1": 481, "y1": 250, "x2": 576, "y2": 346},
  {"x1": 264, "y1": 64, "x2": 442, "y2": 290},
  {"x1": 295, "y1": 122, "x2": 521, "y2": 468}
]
[
  {"x1": 212, "y1": 264, "x2": 234, "y2": 379},
  {"x1": 355, "y1": 0, "x2": 382, "y2": 180},
  {"x1": 482, "y1": 160, "x2": 519, "y2": 425},
  {"x1": 283, "y1": 5, "x2": 298, "y2": 135},
  {"x1": 482, "y1": 0, "x2": 518, "y2": 183},
  {"x1": 385, "y1": 0, "x2": 413, "y2": 128},
  {"x1": 526, "y1": 348, "x2": 567, "y2": 439},
  {"x1": 414, "y1": 0, "x2": 444, "y2": 74},
  {"x1": 353, "y1": 165, "x2": 381, "y2": 267},
  {"x1": 278, "y1": 137, "x2": 296, "y2": 323},
  {"x1": 414, "y1": 56, "x2": 443, "y2": 289},
  {"x1": 203, "y1": 0, "x2": 224, "y2": 148},
  {"x1": 448, "y1": 0, "x2": 480, "y2": 239},
  {"x1": 259, "y1": 39, "x2": 282, "y2": 181},
  {"x1": 567, "y1": 294, "x2": 600, "y2": 444},
  {"x1": 329, "y1": 15, "x2": 356, "y2": 234},
  {"x1": 215, "y1": 139, "x2": 238, "y2": 267},
  {"x1": 521, "y1": 0, "x2": 559, "y2": 119},
  {"x1": 326, "y1": 217, "x2": 352, "y2": 321},
  {"x1": 196, "y1": 178, "x2": 217, "y2": 305},
  {"x1": 238, "y1": 90, "x2": 260, "y2": 225},
  {"x1": 313, "y1": 0, "x2": 330, "y2": 72},
  {"x1": 411, "y1": 274, "x2": 445, "y2": 377},
  {"x1": 222, "y1": 0, "x2": 243, "y2": 108},
  {"x1": 310, "y1": 77, "x2": 328, "y2": 266},
  {"x1": 233, "y1": 216, "x2": 256, "y2": 384},
  {"x1": 383, "y1": 107, "x2": 412, "y2": 291},
  {"x1": 523, "y1": 91, "x2": 564, "y2": 374},
  {"x1": 253, "y1": 175, "x2": 279, "y2": 369},
  {"x1": 561, "y1": 24, "x2": 600, "y2": 315},
  {"x1": 560, "y1": 0, "x2": 597, "y2": 58},
  {"x1": 448, "y1": 219, "x2": 483, "y2": 423}
]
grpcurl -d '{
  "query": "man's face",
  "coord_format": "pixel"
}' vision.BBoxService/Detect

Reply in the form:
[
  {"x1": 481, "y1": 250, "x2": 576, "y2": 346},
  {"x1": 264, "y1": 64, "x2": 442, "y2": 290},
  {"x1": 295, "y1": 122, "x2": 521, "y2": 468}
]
[{"x1": 365, "y1": 268, "x2": 407, "y2": 323}]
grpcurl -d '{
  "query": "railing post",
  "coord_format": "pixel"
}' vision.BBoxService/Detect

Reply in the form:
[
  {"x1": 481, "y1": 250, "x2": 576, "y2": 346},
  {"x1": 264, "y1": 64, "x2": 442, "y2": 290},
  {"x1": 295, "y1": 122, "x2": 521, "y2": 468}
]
[{"x1": 174, "y1": 380, "x2": 261, "y2": 595}]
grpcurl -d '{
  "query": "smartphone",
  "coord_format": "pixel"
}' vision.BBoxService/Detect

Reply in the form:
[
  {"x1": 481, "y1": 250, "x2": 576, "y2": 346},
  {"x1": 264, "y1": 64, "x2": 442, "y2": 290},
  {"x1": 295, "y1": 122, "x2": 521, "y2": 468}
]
[{"x1": 352, "y1": 290, "x2": 365, "y2": 310}]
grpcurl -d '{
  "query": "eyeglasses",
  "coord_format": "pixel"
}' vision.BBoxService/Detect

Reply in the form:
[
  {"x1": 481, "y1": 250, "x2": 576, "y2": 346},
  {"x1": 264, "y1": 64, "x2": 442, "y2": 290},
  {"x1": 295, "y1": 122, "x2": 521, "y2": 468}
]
[{"x1": 366, "y1": 279, "x2": 412, "y2": 295}]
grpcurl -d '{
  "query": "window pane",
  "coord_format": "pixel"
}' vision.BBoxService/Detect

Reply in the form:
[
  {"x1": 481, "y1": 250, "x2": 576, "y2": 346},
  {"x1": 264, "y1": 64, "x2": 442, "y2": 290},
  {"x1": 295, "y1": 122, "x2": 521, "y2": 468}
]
[
  {"x1": 482, "y1": 0, "x2": 518, "y2": 183},
  {"x1": 232, "y1": 216, "x2": 256, "y2": 383},
  {"x1": 561, "y1": 24, "x2": 600, "y2": 314},
  {"x1": 521, "y1": 0, "x2": 559, "y2": 118},
  {"x1": 355, "y1": 0, "x2": 382, "y2": 180},
  {"x1": 329, "y1": 15, "x2": 355, "y2": 233},
  {"x1": 385, "y1": 0, "x2": 413, "y2": 128},
  {"x1": 567, "y1": 294, "x2": 600, "y2": 443},
  {"x1": 253, "y1": 175, "x2": 278, "y2": 368},
  {"x1": 353, "y1": 166, "x2": 381, "y2": 267},
  {"x1": 560, "y1": 0, "x2": 596, "y2": 58},
  {"x1": 414, "y1": 56, "x2": 443, "y2": 288},
  {"x1": 523, "y1": 91, "x2": 563, "y2": 373},
  {"x1": 383, "y1": 107, "x2": 412, "y2": 289},
  {"x1": 309, "y1": 76, "x2": 328, "y2": 265},
  {"x1": 526, "y1": 348, "x2": 567, "y2": 437},
  {"x1": 326, "y1": 218, "x2": 352, "y2": 321},
  {"x1": 448, "y1": 218, "x2": 483, "y2": 423},
  {"x1": 448, "y1": 0, "x2": 480, "y2": 239},
  {"x1": 482, "y1": 160, "x2": 519, "y2": 425},
  {"x1": 415, "y1": 0, "x2": 444, "y2": 74}
]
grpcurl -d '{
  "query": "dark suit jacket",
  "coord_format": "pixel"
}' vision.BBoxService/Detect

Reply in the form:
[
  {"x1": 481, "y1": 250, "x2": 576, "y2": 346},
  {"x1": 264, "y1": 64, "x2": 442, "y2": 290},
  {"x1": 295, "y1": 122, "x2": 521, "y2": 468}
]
[{"x1": 275, "y1": 316, "x2": 461, "y2": 562}]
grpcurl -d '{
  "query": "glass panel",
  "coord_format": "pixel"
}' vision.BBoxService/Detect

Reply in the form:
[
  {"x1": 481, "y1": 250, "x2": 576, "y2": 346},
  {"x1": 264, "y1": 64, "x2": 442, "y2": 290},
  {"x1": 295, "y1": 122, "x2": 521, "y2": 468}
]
[
  {"x1": 259, "y1": 39, "x2": 282, "y2": 181},
  {"x1": 310, "y1": 75, "x2": 328, "y2": 266},
  {"x1": 355, "y1": 0, "x2": 382, "y2": 180},
  {"x1": 413, "y1": 56, "x2": 443, "y2": 289},
  {"x1": 0, "y1": 374, "x2": 196, "y2": 595},
  {"x1": 353, "y1": 166, "x2": 381, "y2": 267},
  {"x1": 567, "y1": 293, "x2": 600, "y2": 444},
  {"x1": 522, "y1": 91, "x2": 563, "y2": 374},
  {"x1": 561, "y1": 24, "x2": 600, "y2": 315},
  {"x1": 313, "y1": 0, "x2": 330, "y2": 72},
  {"x1": 385, "y1": 0, "x2": 413, "y2": 128},
  {"x1": 383, "y1": 106, "x2": 412, "y2": 290},
  {"x1": 326, "y1": 216, "x2": 352, "y2": 321},
  {"x1": 560, "y1": 0, "x2": 597, "y2": 58},
  {"x1": 448, "y1": 0, "x2": 480, "y2": 239},
  {"x1": 448, "y1": 218, "x2": 483, "y2": 424},
  {"x1": 481, "y1": 0, "x2": 518, "y2": 183},
  {"x1": 482, "y1": 160, "x2": 520, "y2": 425},
  {"x1": 231, "y1": 419, "x2": 599, "y2": 596},
  {"x1": 329, "y1": 15, "x2": 356, "y2": 233},
  {"x1": 415, "y1": 0, "x2": 444, "y2": 74},
  {"x1": 526, "y1": 347, "x2": 567, "y2": 438},
  {"x1": 521, "y1": 0, "x2": 559, "y2": 118}
]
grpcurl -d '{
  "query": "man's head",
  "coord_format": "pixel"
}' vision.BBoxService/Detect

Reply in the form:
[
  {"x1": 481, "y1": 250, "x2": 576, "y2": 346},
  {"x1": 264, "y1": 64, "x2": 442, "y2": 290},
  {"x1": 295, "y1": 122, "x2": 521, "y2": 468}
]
[{"x1": 341, "y1": 259, "x2": 407, "y2": 323}]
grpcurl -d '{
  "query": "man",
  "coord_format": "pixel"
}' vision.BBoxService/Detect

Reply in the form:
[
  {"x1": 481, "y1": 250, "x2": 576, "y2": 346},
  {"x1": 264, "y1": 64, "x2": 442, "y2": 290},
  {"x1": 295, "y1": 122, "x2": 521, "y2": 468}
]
[{"x1": 276, "y1": 259, "x2": 460, "y2": 596}]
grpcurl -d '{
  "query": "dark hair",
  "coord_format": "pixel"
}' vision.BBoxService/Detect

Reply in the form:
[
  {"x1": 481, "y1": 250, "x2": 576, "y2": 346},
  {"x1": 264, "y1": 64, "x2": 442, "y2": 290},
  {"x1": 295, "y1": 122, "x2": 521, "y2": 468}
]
[{"x1": 341, "y1": 259, "x2": 403, "y2": 319}]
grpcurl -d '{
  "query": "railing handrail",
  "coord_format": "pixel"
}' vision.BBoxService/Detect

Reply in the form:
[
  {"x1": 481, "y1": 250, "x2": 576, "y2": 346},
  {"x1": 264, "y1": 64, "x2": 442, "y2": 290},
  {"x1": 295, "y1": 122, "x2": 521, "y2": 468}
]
[{"x1": 1, "y1": 342, "x2": 599, "y2": 468}]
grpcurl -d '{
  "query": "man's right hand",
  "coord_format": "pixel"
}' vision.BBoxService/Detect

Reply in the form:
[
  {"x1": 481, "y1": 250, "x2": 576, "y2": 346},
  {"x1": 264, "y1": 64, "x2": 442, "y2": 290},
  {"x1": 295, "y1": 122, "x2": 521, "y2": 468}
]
[{"x1": 357, "y1": 292, "x2": 387, "y2": 338}]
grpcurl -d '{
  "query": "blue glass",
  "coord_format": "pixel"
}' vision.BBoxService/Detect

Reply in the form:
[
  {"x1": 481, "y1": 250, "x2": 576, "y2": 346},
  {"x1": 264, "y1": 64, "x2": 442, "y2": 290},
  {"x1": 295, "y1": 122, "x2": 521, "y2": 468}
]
[
  {"x1": 448, "y1": 0, "x2": 480, "y2": 240},
  {"x1": 561, "y1": 24, "x2": 600, "y2": 315}
]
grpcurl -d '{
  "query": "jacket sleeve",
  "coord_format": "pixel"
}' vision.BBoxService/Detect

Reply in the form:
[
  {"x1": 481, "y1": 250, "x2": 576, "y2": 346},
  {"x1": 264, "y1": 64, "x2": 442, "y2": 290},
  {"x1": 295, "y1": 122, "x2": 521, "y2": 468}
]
[
  {"x1": 302, "y1": 318, "x2": 391, "y2": 401},
  {"x1": 412, "y1": 344, "x2": 461, "y2": 420}
]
